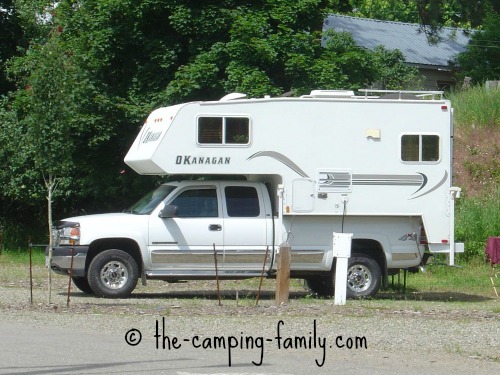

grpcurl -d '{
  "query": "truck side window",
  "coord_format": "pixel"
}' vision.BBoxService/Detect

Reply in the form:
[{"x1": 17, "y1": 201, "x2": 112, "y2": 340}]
[
  {"x1": 401, "y1": 134, "x2": 439, "y2": 162},
  {"x1": 170, "y1": 188, "x2": 218, "y2": 217},
  {"x1": 225, "y1": 186, "x2": 260, "y2": 217}
]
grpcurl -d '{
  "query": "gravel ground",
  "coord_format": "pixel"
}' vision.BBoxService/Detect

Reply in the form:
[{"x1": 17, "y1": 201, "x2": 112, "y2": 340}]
[{"x1": 0, "y1": 269, "x2": 499, "y2": 373}]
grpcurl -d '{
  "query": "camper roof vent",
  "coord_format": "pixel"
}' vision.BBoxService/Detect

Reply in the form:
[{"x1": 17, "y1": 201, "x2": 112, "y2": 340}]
[
  {"x1": 220, "y1": 93, "x2": 247, "y2": 101},
  {"x1": 308, "y1": 90, "x2": 355, "y2": 98}
]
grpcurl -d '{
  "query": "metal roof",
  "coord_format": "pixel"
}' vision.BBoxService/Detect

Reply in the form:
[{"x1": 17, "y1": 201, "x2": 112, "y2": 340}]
[{"x1": 323, "y1": 14, "x2": 473, "y2": 68}]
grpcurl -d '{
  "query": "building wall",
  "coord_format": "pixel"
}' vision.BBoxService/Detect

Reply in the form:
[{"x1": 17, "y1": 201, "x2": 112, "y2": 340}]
[{"x1": 419, "y1": 68, "x2": 457, "y2": 90}]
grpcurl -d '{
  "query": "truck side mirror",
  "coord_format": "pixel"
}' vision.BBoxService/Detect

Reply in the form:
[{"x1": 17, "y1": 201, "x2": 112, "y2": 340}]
[{"x1": 159, "y1": 204, "x2": 178, "y2": 218}]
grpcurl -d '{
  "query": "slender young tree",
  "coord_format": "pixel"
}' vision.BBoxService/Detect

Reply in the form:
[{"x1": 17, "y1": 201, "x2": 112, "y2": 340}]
[{"x1": 15, "y1": 28, "x2": 78, "y2": 302}]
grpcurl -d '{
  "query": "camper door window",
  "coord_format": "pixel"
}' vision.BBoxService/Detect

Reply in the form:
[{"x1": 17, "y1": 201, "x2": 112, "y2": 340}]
[
  {"x1": 401, "y1": 134, "x2": 440, "y2": 162},
  {"x1": 198, "y1": 116, "x2": 250, "y2": 146}
]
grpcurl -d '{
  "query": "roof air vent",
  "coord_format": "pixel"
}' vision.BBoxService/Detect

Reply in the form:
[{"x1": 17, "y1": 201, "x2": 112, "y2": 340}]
[{"x1": 219, "y1": 93, "x2": 247, "y2": 101}]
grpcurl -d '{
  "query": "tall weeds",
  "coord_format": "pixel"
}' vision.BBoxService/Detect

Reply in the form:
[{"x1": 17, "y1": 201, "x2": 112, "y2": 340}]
[
  {"x1": 448, "y1": 85, "x2": 500, "y2": 130},
  {"x1": 455, "y1": 183, "x2": 500, "y2": 262}
]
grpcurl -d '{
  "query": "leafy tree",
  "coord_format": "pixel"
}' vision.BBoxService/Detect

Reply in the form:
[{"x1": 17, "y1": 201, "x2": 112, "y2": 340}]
[
  {"x1": 348, "y1": 0, "x2": 419, "y2": 23},
  {"x1": 161, "y1": 1, "x2": 416, "y2": 99},
  {"x1": 5, "y1": 27, "x2": 81, "y2": 262},
  {"x1": 348, "y1": 0, "x2": 499, "y2": 28},
  {"x1": 0, "y1": 0, "x2": 23, "y2": 94},
  {"x1": 456, "y1": 10, "x2": 500, "y2": 84},
  {"x1": 371, "y1": 46, "x2": 421, "y2": 89},
  {"x1": 0, "y1": 0, "x2": 440, "y2": 250}
]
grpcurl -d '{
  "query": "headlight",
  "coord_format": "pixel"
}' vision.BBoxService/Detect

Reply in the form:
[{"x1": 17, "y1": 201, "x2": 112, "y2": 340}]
[{"x1": 52, "y1": 222, "x2": 80, "y2": 246}]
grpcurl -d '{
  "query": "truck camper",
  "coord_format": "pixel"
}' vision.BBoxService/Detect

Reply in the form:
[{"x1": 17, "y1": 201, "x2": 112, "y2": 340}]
[{"x1": 48, "y1": 89, "x2": 463, "y2": 298}]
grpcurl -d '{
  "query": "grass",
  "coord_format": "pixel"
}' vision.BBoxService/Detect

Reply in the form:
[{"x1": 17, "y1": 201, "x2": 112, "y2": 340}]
[
  {"x1": 0, "y1": 247, "x2": 46, "y2": 264},
  {"x1": 1, "y1": 248, "x2": 497, "y2": 300},
  {"x1": 408, "y1": 258, "x2": 494, "y2": 292},
  {"x1": 447, "y1": 85, "x2": 500, "y2": 130},
  {"x1": 0, "y1": 248, "x2": 49, "y2": 286},
  {"x1": 455, "y1": 188, "x2": 500, "y2": 260}
]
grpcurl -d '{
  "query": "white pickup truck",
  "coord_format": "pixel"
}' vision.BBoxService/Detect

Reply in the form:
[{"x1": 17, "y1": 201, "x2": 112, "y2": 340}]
[{"x1": 49, "y1": 179, "x2": 388, "y2": 299}]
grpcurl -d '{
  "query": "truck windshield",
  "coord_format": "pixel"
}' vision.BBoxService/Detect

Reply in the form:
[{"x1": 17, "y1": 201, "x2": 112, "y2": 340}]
[{"x1": 126, "y1": 185, "x2": 176, "y2": 215}]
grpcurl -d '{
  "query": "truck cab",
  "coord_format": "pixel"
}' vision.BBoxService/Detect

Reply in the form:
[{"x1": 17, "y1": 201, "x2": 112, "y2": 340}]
[{"x1": 49, "y1": 180, "x2": 276, "y2": 298}]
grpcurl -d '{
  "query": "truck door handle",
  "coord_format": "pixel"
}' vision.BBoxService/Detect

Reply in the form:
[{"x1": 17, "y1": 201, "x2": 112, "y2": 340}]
[{"x1": 209, "y1": 224, "x2": 222, "y2": 231}]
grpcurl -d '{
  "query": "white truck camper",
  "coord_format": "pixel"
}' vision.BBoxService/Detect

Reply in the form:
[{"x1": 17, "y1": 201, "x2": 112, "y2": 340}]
[{"x1": 48, "y1": 89, "x2": 464, "y2": 299}]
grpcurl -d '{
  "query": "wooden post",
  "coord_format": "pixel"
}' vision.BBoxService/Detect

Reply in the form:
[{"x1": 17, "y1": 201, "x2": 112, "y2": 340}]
[{"x1": 275, "y1": 242, "x2": 291, "y2": 305}]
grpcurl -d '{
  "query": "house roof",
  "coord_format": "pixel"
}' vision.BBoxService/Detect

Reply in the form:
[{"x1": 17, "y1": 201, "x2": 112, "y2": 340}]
[{"x1": 323, "y1": 14, "x2": 473, "y2": 69}]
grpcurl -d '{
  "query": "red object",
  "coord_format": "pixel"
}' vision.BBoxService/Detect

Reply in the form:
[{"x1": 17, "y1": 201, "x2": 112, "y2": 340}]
[{"x1": 485, "y1": 237, "x2": 500, "y2": 266}]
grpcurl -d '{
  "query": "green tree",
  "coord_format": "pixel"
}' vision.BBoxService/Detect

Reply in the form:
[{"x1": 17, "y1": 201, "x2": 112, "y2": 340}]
[
  {"x1": 348, "y1": 0, "x2": 499, "y2": 28},
  {"x1": 0, "y1": 0, "x2": 422, "y2": 248},
  {"x1": 0, "y1": 0, "x2": 23, "y2": 94},
  {"x1": 7, "y1": 28, "x2": 80, "y2": 251},
  {"x1": 348, "y1": 0, "x2": 419, "y2": 23},
  {"x1": 456, "y1": 10, "x2": 500, "y2": 84},
  {"x1": 371, "y1": 46, "x2": 421, "y2": 89}
]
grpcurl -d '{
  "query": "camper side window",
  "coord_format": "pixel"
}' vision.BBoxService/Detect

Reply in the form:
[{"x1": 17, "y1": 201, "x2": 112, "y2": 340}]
[
  {"x1": 198, "y1": 116, "x2": 250, "y2": 145},
  {"x1": 401, "y1": 134, "x2": 440, "y2": 162}
]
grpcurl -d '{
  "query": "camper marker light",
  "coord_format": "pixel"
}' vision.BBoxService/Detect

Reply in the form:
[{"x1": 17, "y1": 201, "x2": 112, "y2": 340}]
[
  {"x1": 441, "y1": 105, "x2": 448, "y2": 110},
  {"x1": 441, "y1": 239, "x2": 449, "y2": 244}
]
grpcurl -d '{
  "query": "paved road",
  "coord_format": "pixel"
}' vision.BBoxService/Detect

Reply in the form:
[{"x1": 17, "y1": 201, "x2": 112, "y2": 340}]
[{"x1": 1, "y1": 320, "x2": 498, "y2": 375}]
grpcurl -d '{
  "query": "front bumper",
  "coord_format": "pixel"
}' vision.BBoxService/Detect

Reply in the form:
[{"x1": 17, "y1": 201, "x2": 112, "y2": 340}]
[{"x1": 45, "y1": 245, "x2": 89, "y2": 277}]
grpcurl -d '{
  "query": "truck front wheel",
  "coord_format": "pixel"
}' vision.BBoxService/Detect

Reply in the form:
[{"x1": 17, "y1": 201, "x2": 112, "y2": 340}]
[
  {"x1": 88, "y1": 249, "x2": 139, "y2": 298},
  {"x1": 71, "y1": 276, "x2": 93, "y2": 294}
]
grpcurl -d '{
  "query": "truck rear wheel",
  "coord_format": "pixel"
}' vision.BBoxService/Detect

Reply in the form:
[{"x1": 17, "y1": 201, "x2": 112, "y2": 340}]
[
  {"x1": 346, "y1": 255, "x2": 381, "y2": 298},
  {"x1": 307, "y1": 254, "x2": 381, "y2": 298},
  {"x1": 88, "y1": 249, "x2": 139, "y2": 298},
  {"x1": 305, "y1": 276, "x2": 333, "y2": 297}
]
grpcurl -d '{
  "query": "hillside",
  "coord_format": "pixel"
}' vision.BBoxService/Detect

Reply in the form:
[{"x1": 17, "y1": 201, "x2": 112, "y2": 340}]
[
  {"x1": 449, "y1": 86, "x2": 500, "y2": 260},
  {"x1": 450, "y1": 87, "x2": 500, "y2": 196},
  {"x1": 454, "y1": 127, "x2": 500, "y2": 196}
]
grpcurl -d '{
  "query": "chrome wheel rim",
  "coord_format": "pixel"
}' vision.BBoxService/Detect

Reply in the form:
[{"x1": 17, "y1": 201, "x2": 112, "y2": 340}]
[
  {"x1": 347, "y1": 264, "x2": 371, "y2": 292},
  {"x1": 100, "y1": 261, "x2": 129, "y2": 289}
]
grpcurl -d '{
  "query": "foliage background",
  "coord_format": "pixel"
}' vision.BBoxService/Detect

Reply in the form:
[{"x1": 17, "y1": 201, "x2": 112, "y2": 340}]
[{"x1": 0, "y1": 0, "x2": 499, "y2": 259}]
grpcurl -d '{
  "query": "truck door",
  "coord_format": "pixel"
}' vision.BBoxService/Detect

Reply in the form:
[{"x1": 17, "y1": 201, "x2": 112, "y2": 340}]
[
  {"x1": 221, "y1": 183, "x2": 272, "y2": 273},
  {"x1": 148, "y1": 185, "x2": 223, "y2": 272}
]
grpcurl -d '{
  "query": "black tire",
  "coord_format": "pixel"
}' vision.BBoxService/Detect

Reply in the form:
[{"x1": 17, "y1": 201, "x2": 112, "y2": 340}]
[
  {"x1": 308, "y1": 255, "x2": 382, "y2": 298},
  {"x1": 87, "y1": 249, "x2": 139, "y2": 298},
  {"x1": 346, "y1": 255, "x2": 381, "y2": 298},
  {"x1": 71, "y1": 276, "x2": 93, "y2": 294},
  {"x1": 305, "y1": 276, "x2": 333, "y2": 297}
]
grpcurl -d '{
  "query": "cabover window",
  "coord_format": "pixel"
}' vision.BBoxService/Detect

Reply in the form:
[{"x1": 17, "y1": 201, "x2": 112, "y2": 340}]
[
  {"x1": 198, "y1": 116, "x2": 250, "y2": 145},
  {"x1": 401, "y1": 134, "x2": 440, "y2": 162}
]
